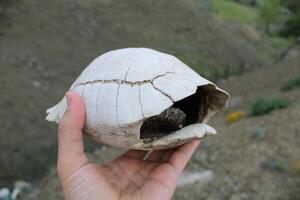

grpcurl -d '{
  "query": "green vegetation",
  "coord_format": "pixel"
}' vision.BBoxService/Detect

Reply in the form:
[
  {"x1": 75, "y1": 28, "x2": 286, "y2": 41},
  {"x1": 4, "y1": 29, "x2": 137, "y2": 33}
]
[
  {"x1": 282, "y1": 0, "x2": 300, "y2": 13},
  {"x1": 261, "y1": 158, "x2": 287, "y2": 172},
  {"x1": 259, "y1": 0, "x2": 281, "y2": 35},
  {"x1": 269, "y1": 36, "x2": 293, "y2": 50},
  {"x1": 251, "y1": 99, "x2": 290, "y2": 116},
  {"x1": 255, "y1": 35, "x2": 292, "y2": 60},
  {"x1": 212, "y1": 0, "x2": 258, "y2": 23},
  {"x1": 280, "y1": 12, "x2": 300, "y2": 37},
  {"x1": 233, "y1": 0, "x2": 262, "y2": 7},
  {"x1": 209, "y1": 0, "x2": 299, "y2": 38},
  {"x1": 279, "y1": 0, "x2": 300, "y2": 37},
  {"x1": 281, "y1": 76, "x2": 300, "y2": 91}
]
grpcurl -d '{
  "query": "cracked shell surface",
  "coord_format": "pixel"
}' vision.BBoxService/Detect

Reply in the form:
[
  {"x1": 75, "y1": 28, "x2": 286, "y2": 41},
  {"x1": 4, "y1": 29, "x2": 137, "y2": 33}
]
[{"x1": 46, "y1": 48, "x2": 229, "y2": 150}]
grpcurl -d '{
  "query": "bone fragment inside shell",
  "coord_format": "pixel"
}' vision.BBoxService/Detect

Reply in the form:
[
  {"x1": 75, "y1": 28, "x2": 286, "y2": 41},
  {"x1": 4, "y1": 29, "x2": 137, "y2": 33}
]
[
  {"x1": 140, "y1": 86, "x2": 210, "y2": 140},
  {"x1": 140, "y1": 107, "x2": 186, "y2": 139}
]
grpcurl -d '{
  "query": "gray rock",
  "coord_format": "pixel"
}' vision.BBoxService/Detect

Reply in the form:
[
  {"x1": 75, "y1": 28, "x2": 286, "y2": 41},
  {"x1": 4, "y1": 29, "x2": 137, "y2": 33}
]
[
  {"x1": 0, "y1": 188, "x2": 10, "y2": 200},
  {"x1": 177, "y1": 170, "x2": 214, "y2": 187}
]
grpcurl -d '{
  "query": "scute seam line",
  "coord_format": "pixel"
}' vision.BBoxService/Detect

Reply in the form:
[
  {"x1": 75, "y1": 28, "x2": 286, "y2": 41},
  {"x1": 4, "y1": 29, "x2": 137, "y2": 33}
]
[
  {"x1": 74, "y1": 71, "x2": 174, "y2": 87},
  {"x1": 150, "y1": 82, "x2": 174, "y2": 102}
]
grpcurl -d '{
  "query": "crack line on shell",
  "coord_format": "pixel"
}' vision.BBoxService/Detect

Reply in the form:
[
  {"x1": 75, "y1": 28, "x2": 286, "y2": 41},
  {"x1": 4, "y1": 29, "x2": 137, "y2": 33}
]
[
  {"x1": 124, "y1": 62, "x2": 132, "y2": 81},
  {"x1": 116, "y1": 63, "x2": 132, "y2": 126},
  {"x1": 74, "y1": 71, "x2": 174, "y2": 87},
  {"x1": 138, "y1": 85, "x2": 145, "y2": 118},
  {"x1": 151, "y1": 82, "x2": 174, "y2": 102},
  {"x1": 115, "y1": 83, "x2": 121, "y2": 125},
  {"x1": 95, "y1": 85, "x2": 102, "y2": 140}
]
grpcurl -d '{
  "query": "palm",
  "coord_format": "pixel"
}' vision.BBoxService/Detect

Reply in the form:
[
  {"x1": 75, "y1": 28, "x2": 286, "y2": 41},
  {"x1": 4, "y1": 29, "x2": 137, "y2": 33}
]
[
  {"x1": 62, "y1": 145, "x2": 198, "y2": 200},
  {"x1": 102, "y1": 150, "x2": 179, "y2": 200}
]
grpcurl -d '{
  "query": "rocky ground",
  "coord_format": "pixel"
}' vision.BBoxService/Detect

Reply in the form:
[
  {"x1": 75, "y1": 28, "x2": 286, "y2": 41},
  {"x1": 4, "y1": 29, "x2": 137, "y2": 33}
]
[{"x1": 18, "y1": 56, "x2": 300, "y2": 200}]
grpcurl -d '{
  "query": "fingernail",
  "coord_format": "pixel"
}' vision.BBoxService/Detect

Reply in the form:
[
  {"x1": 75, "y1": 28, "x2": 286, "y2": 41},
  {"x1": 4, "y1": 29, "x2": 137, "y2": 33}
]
[{"x1": 66, "y1": 92, "x2": 72, "y2": 109}]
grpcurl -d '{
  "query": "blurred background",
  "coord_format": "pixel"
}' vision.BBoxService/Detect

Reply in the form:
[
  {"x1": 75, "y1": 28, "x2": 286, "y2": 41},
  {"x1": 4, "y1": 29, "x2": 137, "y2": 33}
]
[{"x1": 0, "y1": 0, "x2": 299, "y2": 199}]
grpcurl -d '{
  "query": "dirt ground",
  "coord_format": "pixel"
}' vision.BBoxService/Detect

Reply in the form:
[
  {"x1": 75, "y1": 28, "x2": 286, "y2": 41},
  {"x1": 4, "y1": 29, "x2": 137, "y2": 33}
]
[{"x1": 20, "y1": 56, "x2": 300, "y2": 200}]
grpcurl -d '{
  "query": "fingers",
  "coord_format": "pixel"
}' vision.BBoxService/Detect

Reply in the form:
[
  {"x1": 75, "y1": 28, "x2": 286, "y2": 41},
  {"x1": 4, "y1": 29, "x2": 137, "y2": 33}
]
[
  {"x1": 168, "y1": 140, "x2": 200, "y2": 175},
  {"x1": 57, "y1": 91, "x2": 89, "y2": 178}
]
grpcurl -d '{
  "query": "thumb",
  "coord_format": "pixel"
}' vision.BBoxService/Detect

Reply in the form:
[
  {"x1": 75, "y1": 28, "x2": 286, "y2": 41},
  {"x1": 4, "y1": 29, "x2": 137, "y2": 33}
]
[{"x1": 57, "y1": 91, "x2": 89, "y2": 178}]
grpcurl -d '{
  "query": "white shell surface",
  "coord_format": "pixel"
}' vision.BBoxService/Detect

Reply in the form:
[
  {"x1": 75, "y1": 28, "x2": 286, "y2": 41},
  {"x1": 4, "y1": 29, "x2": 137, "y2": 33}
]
[
  {"x1": 117, "y1": 84, "x2": 143, "y2": 125},
  {"x1": 46, "y1": 48, "x2": 229, "y2": 150},
  {"x1": 139, "y1": 83, "x2": 173, "y2": 118}
]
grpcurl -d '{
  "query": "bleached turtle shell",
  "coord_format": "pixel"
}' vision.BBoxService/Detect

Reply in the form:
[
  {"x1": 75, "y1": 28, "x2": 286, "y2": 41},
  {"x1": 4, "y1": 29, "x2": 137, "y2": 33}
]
[{"x1": 46, "y1": 48, "x2": 229, "y2": 150}]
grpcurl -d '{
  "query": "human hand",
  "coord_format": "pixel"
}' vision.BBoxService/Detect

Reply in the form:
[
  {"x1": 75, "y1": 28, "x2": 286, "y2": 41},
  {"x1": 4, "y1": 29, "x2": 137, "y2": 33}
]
[{"x1": 57, "y1": 91, "x2": 200, "y2": 200}]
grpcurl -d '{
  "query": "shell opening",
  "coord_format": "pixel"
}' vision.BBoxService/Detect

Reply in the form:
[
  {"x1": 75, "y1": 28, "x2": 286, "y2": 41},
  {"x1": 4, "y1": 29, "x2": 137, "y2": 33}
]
[{"x1": 140, "y1": 85, "x2": 223, "y2": 140}]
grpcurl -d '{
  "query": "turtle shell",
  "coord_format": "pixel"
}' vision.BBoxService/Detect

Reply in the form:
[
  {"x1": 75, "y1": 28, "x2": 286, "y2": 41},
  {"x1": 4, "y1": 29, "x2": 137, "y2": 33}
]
[{"x1": 46, "y1": 48, "x2": 229, "y2": 149}]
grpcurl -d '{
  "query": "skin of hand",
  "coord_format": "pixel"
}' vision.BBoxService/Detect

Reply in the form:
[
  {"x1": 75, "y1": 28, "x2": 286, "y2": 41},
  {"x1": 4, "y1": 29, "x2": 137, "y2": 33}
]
[{"x1": 57, "y1": 91, "x2": 200, "y2": 200}]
